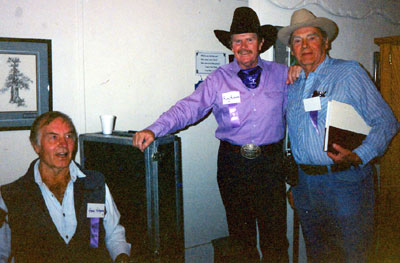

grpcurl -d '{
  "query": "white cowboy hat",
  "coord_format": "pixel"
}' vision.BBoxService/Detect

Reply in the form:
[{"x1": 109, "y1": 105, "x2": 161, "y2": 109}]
[{"x1": 278, "y1": 8, "x2": 338, "y2": 46}]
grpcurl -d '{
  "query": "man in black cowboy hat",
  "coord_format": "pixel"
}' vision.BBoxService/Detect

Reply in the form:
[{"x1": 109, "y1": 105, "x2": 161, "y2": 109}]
[
  {"x1": 133, "y1": 7, "x2": 294, "y2": 262},
  {"x1": 279, "y1": 8, "x2": 399, "y2": 263}
]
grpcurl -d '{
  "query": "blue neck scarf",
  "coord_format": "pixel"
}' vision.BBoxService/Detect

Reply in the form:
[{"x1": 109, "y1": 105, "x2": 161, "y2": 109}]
[{"x1": 237, "y1": 66, "x2": 262, "y2": 89}]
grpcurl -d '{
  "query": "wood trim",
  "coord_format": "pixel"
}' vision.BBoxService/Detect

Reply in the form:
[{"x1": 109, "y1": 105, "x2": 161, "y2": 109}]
[{"x1": 374, "y1": 36, "x2": 400, "y2": 45}]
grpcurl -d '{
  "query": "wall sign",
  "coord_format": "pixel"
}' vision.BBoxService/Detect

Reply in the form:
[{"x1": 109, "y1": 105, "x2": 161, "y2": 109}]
[{"x1": 195, "y1": 51, "x2": 226, "y2": 75}]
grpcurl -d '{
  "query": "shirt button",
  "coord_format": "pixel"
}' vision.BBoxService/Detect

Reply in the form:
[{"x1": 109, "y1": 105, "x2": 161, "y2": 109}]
[
  {"x1": 253, "y1": 108, "x2": 256, "y2": 112},
  {"x1": 253, "y1": 124, "x2": 256, "y2": 128},
  {"x1": 66, "y1": 235, "x2": 69, "y2": 239},
  {"x1": 63, "y1": 213, "x2": 65, "y2": 217}
]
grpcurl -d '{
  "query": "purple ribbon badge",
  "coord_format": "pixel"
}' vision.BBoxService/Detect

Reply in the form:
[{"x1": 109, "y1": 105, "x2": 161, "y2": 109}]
[
  {"x1": 309, "y1": 90, "x2": 326, "y2": 134},
  {"x1": 310, "y1": 110, "x2": 319, "y2": 135},
  {"x1": 228, "y1": 105, "x2": 240, "y2": 128},
  {"x1": 90, "y1": 217, "x2": 99, "y2": 248}
]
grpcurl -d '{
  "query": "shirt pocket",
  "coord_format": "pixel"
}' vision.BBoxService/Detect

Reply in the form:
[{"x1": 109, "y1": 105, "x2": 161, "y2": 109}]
[
  {"x1": 319, "y1": 96, "x2": 330, "y2": 125},
  {"x1": 262, "y1": 91, "x2": 285, "y2": 112}
]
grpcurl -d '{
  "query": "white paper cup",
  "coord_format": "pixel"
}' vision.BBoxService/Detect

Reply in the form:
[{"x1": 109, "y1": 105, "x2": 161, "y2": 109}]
[{"x1": 100, "y1": 115, "x2": 116, "y2": 135}]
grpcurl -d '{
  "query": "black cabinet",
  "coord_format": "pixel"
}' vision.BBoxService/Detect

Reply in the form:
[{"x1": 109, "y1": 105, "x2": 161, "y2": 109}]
[{"x1": 79, "y1": 132, "x2": 184, "y2": 262}]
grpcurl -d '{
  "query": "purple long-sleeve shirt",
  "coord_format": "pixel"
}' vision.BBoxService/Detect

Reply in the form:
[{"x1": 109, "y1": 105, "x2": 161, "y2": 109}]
[{"x1": 147, "y1": 57, "x2": 288, "y2": 146}]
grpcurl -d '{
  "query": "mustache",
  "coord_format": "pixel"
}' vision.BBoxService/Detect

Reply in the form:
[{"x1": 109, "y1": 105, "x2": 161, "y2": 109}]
[{"x1": 238, "y1": 49, "x2": 252, "y2": 55}]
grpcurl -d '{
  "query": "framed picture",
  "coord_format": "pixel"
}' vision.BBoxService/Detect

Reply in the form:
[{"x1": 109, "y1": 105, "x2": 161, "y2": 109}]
[{"x1": 0, "y1": 37, "x2": 52, "y2": 131}]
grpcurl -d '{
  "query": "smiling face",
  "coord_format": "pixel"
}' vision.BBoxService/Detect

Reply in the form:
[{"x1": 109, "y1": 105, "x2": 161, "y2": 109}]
[
  {"x1": 290, "y1": 26, "x2": 329, "y2": 76},
  {"x1": 231, "y1": 33, "x2": 264, "y2": 69},
  {"x1": 33, "y1": 117, "x2": 76, "y2": 175}
]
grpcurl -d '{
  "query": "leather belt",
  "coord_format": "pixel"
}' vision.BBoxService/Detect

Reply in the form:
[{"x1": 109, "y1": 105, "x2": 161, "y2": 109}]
[
  {"x1": 299, "y1": 163, "x2": 351, "y2": 175},
  {"x1": 219, "y1": 140, "x2": 280, "y2": 159}
]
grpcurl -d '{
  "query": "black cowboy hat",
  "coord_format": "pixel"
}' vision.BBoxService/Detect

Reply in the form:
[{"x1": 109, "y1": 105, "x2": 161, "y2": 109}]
[{"x1": 214, "y1": 7, "x2": 277, "y2": 53}]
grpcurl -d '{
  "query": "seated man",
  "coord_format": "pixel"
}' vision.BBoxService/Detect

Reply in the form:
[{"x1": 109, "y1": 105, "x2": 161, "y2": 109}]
[{"x1": 0, "y1": 111, "x2": 131, "y2": 263}]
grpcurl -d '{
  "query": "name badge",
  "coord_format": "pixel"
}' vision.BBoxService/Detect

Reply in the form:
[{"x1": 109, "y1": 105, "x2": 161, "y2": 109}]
[
  {"x1": 222, "y1": 91, "x2": 241, "y2": 105},
  {"x1": 303, "y1": 97, "x2": 321, "y2": 112},
  {"x1": 87, "y1": 203, "x2": 105, "y2": 218}
]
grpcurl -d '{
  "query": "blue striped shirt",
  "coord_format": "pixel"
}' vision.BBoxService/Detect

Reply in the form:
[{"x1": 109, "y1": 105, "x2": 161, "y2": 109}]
[{"x1": 287, "y1": 56, "x2": 400, "y2": 165}]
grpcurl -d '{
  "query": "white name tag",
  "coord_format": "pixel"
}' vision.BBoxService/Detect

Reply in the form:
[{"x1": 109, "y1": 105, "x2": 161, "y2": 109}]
[
  {"x1": 222, "y1": 91, "x2": 241, "y2": 105},
  {"x1": 87, "y1": 203, "x2": 105, "y2": 218},
  {"x1": 303, "y1": 97, "x2": 321, "y2": 112}
]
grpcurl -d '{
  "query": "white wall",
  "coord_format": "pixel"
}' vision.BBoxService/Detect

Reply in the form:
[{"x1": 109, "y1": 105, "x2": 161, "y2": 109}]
[
  {"x1": 0, "y1": 1, "x2": 399, "y2": 262},
  {"x1": 80, "y1": 0, "x2": 247, "y2": 249},
  {"x1": 0, "y1": 0, "x2": 244, "y2": 252},
  {"x1": 251, "y1": 0, "x2": 400, "y2": 73},
  {"x1": 0, "y1": 0, "x2": 83, "y2": 184}
]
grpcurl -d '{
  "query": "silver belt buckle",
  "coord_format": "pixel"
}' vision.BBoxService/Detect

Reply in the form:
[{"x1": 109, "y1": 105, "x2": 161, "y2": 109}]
[{"x1": 240, "y1": 144, "x2": 261, "y2": 159}]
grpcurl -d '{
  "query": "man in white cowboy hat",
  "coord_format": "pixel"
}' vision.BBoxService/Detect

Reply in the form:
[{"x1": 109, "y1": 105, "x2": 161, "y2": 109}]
[
  {"x1": 279, "y1": 8, "x2": 400, "y2": 263},
  {"x1": 133, "y1": 6, "x2": 298, "y2": 263}
]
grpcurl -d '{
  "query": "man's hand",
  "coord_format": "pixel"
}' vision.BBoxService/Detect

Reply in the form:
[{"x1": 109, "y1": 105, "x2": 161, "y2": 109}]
[
  {"x1": 286, "y1": 65, "x2": 302, "y2": 84},
  {"x1": 115, "y1": 253, "x2": 130, "y2": 263},
  {"x1": 327, "y1": 143, "x2": 362, "y2": 166},
  {"x1": 132, "y1": 129, "x2": 155, "y2": 152}
]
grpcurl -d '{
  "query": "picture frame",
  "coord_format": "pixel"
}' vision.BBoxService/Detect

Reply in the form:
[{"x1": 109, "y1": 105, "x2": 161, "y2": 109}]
[{"x1": 0, "y1": 37, "x2": 52, "y2": 131}]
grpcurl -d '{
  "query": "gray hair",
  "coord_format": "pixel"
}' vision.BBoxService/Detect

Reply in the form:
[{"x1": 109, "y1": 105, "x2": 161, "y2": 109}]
[{"x1": 30, "y1": 111, "x2": 78, "y2": 152}]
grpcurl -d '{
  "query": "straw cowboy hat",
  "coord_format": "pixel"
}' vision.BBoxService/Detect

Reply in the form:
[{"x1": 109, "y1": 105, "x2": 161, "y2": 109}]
[
  {"x1": 214, "y1": 7, "x2": 277, "y2": 53},
  {"x1": 278, "y1": 8, "x2": 338, "y2": 46}
]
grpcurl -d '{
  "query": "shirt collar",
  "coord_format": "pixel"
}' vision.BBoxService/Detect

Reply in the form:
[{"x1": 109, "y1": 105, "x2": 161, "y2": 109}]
[
  {"x1": 298, "y1": 55, "x2": 330, "y2": 80},
  {"x1": 34, "y1": 160, "x2": 86, "y2": 185},
  {"x1": 232, "y1": 56, "x2": 264, "y2": 74}
]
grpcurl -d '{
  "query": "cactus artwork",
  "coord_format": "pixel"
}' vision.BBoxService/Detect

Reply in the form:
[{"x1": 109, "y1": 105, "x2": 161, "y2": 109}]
[{"x1": 1, "y1": 57, "x2": 33, "y2": 107}]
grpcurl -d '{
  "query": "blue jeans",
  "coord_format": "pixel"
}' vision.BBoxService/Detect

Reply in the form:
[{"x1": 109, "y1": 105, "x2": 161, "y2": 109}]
[{"x1": 292, "y1": 165, "x2": 374, "y2": 263}]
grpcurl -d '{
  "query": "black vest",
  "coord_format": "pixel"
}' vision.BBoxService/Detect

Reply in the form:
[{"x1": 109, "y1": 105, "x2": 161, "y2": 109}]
[{"x1": 1, "y1": 160, "x2": 110, "y2": 263}]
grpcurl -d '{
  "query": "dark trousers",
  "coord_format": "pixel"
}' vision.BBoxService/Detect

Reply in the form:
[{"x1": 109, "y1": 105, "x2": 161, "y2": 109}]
[{"x1": 217, "y1": 141, "x2": 289, "y2": 263}]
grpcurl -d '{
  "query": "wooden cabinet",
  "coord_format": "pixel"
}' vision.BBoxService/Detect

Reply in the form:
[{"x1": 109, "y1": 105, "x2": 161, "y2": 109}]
[{"x1": 374, "y1": 36, "x2": 400, "y2": 262}]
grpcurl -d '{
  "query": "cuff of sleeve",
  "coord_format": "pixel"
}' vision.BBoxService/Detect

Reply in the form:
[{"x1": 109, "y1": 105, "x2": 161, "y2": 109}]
[
  {"x1": 145, "y1": 124, "x2": 161, "y2": 138},
  {"x1": 109, "y1": 243, "x2": 131, "y2": 262},
  {"x1": 354, "y1": 144, "x2": 378, "y2": 167}
]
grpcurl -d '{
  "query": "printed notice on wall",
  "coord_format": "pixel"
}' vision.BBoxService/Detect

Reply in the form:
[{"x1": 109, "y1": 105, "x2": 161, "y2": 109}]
[{"x1": 196, "y1": 51, "x2": 227, "y2": 75}]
